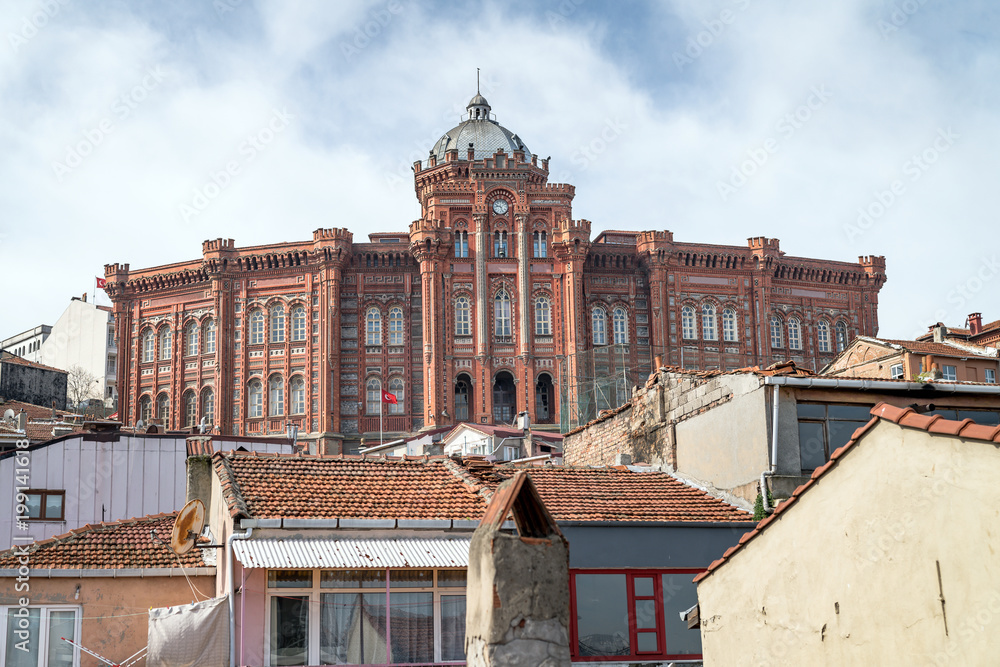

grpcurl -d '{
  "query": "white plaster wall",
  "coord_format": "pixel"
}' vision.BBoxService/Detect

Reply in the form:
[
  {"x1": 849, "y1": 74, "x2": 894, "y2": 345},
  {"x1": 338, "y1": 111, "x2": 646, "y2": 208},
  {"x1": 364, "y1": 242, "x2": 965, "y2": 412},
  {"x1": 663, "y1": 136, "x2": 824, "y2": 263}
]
[
  {"x1": 38, "y1": 299, "x2": 115, "y2": 405},
  {"x1": 697, "y1": 421, "x2": 1000, "y2": 666}
]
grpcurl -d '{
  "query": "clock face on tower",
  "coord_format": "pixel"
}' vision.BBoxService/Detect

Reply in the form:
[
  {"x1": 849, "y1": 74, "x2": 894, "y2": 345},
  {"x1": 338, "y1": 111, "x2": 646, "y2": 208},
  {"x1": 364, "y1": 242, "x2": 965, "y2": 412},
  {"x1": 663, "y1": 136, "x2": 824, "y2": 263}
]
[{"x1": 492, "y1": 199, "x2": 509, "y2": 215}]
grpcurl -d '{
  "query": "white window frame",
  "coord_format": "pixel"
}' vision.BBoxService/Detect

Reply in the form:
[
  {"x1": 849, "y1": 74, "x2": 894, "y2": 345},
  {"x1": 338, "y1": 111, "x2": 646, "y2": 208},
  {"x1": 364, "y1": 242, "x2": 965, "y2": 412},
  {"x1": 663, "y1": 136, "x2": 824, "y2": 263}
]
[
  {"x1": 533, "y1": 231, "x2": 547, "y2": 258},
  {"x1": 185, "y1": 322, "x2": 199, "y2": 357},
  {"x1": 770, "y1": 316, "x2": 784, "y2": 349},
  {"x1": 986, "y1": 368, "x2": 996, "y2": 384},
  {"x1": 366, "y1": 308, "x2": 382, "y2": 347},
  {"x1": 494, "y1": 290, "x2": 512, "y2": 338},
  {"x1": 681, "y1": 306, "x2": 696, "y2": 340},
  {"x1": 159, "y1": 327, "x2": 172, "y2": 360},
  {"x1": 890, "y1": 363, "x2": 904, "y2": 380},
  {"x1": 612, "y1": 307, "x2": 628, "y2": 345},
  {"x1": 204, "y1": 319, "x2": 216, "y2": 354},
  {"x1": 366, "y1": 378, "x2": 381, "y2": 415},
  {"x1": 270, "y1": 306, "x2": 285, "y2": 344},
  {"x1": 290, "y1": 377, "x2": 305, "y2": 415},
  {"x1": 592, "y1": 308, "x2": 607, "y2": 346},
  {"x1": 202, "y1": 388, "x2": 215, "y2": 425},
  {"x1": 455, "y1": 231, "x2": 469, "y2": 258},
  {"x1": 388, "y1": 377, "x2": 404, "y2": 415},
  {"x1": 248, "y1": 380, "x2": 263, "y2": 418},
  {"x1": 291, "y1": 306, "x2": 307, "y2": 342},
  {"x1": 942, "y1": 365, "x2": 957, "y2": 381},
  {"x1": 0, "y1": 605, "x2": 82, "y2": 667},
  {"x1": 722, "y1": 308, "x2": 738, "y2": 342},
  {"x1": 388, "y1": 307, "x2": 404, "y2": 346},
  {"x1": 817, "y1": 320, "x2": 831, "y2": 353},
  {"x1": 455, "y1": 297, "x2": 471, "y2": 337},
  {"x1": 249, "y1": 310, "x2": 265, "y2": 345},
  {"x1": 788, "y1": 317, "x2": 802, "y2": 350},
  {"x1": 535, "y1": 296, "x2": 551, "y2": 336},
  {"x1": 701, "y1": 304, "x2": 717, "y2": 341},
  {"x1": 268, "y1": 374, "x2": 284, "y2": 416}
]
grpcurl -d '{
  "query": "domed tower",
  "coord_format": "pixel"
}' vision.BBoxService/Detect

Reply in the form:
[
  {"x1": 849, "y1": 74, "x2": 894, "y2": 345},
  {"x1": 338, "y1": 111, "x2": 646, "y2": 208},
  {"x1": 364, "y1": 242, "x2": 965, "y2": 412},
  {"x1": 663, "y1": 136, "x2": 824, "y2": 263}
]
[{"x1": 409, "y1": 88, "x2": 580, "y2": 431}]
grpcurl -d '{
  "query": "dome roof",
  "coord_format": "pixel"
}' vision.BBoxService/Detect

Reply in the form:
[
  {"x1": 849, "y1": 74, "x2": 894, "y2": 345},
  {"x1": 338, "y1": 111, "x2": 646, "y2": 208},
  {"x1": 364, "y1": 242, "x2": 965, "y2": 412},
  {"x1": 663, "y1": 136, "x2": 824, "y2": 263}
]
[{"x1": 428, "y1": 92, "x2": 531, "y2": 163}]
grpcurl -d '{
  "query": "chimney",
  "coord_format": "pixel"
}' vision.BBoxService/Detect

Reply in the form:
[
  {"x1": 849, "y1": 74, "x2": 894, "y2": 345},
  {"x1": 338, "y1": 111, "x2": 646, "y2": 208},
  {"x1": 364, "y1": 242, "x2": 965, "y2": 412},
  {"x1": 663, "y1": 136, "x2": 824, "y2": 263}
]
[
  {"x1": 654, "y1": 354, "x2": 664, "y2": 369},
  {"x1": 185, "y1": 436, "x2": 214, "y2": 513},
  {"x1": 82, "y1": 292, "x2": 87, "y2": 303},
  {"x1": 969, "y1": 313, "x2": 983, "y2": 336},
  {"x1": 16, "y1": 410, "x2": 27, "y2": 433},
  {"x1": 933, "y1": 325, "x2": 947, "y2": 343}
]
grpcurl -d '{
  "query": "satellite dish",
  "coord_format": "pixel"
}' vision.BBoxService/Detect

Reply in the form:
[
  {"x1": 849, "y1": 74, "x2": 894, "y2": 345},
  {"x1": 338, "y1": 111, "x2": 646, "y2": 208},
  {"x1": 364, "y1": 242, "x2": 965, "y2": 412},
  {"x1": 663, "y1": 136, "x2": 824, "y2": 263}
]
[
  {"x1": 170, "y1": 499, "x2": 206, "y2": 555},
  {"x1": 135, "y1": 419, "x2": 145, "y2": 429},
  {"x1": 3, "y1": 409, "x2": 14, "y2": 421}
]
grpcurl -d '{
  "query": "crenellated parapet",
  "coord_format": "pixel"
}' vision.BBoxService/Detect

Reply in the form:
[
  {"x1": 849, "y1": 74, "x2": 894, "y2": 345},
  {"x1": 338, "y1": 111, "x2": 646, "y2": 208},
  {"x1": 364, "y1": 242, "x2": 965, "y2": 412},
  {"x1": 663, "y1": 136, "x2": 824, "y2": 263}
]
[
  {"x1": 636, "y1": 230, "x2": 675, "y2": 267},
  {"x1": 312, "y1": 227, "x2": 353, "y2": 265},
  {"x1": 551, "y1": 218, "x2": 592, "y2": 260},
  {"x1": 408, "y1": 218, "x2": 452, "y2": 263}
]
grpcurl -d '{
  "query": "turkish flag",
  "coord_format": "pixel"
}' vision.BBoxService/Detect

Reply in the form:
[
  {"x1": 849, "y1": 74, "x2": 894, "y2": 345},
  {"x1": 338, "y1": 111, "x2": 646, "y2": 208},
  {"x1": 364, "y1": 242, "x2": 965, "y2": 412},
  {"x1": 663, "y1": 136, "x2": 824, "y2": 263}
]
[
  {"x1": 96, "y1": 277, "x2": 107, "y2": 289},
  {"x1": 381, "y1": 390, "x2": 397, "y2": 404}
]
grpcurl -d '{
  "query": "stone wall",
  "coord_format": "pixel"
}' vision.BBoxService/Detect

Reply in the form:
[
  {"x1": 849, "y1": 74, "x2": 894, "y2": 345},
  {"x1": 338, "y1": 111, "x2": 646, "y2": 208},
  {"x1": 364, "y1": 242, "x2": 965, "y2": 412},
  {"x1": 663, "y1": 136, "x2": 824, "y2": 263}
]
[{"x1": 0, "y1": 358, "x2": 68, "y2": 408}]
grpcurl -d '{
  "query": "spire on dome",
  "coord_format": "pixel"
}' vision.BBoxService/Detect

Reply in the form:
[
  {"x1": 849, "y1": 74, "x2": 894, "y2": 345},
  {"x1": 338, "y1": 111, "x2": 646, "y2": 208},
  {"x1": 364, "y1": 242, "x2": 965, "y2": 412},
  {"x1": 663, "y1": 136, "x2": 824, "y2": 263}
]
[{"x1": 467, "y1": 68, "x2": 491, "y2": 120}]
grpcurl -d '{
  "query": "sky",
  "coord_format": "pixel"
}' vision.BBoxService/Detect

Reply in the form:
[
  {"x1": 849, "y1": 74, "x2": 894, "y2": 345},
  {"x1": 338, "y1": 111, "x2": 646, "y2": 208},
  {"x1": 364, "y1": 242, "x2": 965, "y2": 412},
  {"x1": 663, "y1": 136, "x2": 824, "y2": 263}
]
[{"x1": 1, "y1": 0, "x2": 998, "y2": 340}]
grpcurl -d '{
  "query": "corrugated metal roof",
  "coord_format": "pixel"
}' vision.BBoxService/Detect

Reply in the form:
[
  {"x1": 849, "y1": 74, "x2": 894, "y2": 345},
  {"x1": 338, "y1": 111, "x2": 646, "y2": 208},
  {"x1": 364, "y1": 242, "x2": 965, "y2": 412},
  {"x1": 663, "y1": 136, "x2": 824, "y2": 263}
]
[{"x1": 232, "y1": 537, "x2": 471, "y2": 569}]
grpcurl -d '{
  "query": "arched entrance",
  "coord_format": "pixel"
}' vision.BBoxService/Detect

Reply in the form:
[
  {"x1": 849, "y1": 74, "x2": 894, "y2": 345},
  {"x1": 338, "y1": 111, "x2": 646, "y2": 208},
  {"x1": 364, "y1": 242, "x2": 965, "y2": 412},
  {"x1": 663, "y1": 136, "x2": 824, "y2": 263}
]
[
  {"x1": 454, "y1": 373, "x2": 472, "y2": 423},
  {"x1": 492, "y1": 371, "x2": 516, "y2": 424},
  {"x1": 535, "y1": 373, "x2": 554, "y2": 424}
]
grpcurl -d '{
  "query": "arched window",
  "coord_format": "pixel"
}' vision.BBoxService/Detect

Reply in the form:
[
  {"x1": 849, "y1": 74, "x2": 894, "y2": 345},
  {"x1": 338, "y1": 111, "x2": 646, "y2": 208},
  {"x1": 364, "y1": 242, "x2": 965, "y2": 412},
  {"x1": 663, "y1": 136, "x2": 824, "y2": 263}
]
[
  {"x1": 290, "y1": 377, "x2": 305, "y2": 414},
  {"x1": 535, "y1": 296, "x2": 551, "y2": 336},
  {"x1": 248, "y1": 380, "x2": 263, "y2": 418},
  {"x1": 388, "y1": 377, "x2": 404, "y2": 415},
  {"x1": 270, "y1": 305, "x2": 285, "y2": 343},
  {"x1": 681, "y1": 306, "x2": 697, "y2": 340},
  {"x1": 770, "y1": 316, "x2": 784, "y2": 348},
  {"x1": 533, "y1": 231, "x2": 547, "y2": 258},
  {"x1": 494, "y1": 231, "x2": 508, "y2": 258},
  {"x1": 156, "y1": 393, "x2": 170, "y2": 424},
  {"x1": 836, "y1": 321, "x2": 849, "y2": 352},
  {"x1": 592, "y1": 308, "x2": 607, "y2": 346},
  {"x1": 142, "y1": 329, "x2": 155, "y2": 362},
  {"x1": 389, "y1": 307, "x2": 404, "y2": 346},
  {"x1": 455, "y1": 297, "x2": 471, "y2": 337},
  {"x1": 494, "y1": 290, "x2": 512, "y2": 338},
  {"x1": 159, "y1": 327, "x2": 172, "y2": 360},
  {"x1": 138, "y1": 395, "x2": 152, "y2": 423},
  {"x1": 702, "y1": 303, "x2": 718, "y2": 341},
  {"x1": 183, "y1": 390, "x2": 197, "y2": 427},
  {"x1": 185, "y1": 322, "x2": 199, "y2": 357},
  {"x1": 455, "y1": 375, "x2": 471, "y2": 422},
  {"x1": 787, "y1": 317, "x2": 802, "y2": 350},
  {"x1": 202, "y1": 388, "x2": 215, "y2": 426},
  {"x1": 268, "y1": 374, "x2": 284, "y2": 416},
  {"x1": 613, "y1": 307, "x2": 628, "y2": 344},
  {"x1": 203, "y1": 319, "x2": 216, "y2": 354},
  {"x1": 454, "y1": 231, "x2": 469, "y2": 258},
  {"x1": 366, "y1": 308, "x2": 382, "y2": 346},
  {"x1": 249, "y1": 310, "x2": 265, "y2": 345},
  {"x1": 817, "y1": 320, "x2": 831, "y2": 352},
  {"x1": 723, "y1": 308, "x2": 738, "y2": 342},
  {"x1": 366, "y1": 377, "x2": 381, "y2": 415},
  {"x1": 291, "y1": 306, "x2": 307, "y2": 342}
]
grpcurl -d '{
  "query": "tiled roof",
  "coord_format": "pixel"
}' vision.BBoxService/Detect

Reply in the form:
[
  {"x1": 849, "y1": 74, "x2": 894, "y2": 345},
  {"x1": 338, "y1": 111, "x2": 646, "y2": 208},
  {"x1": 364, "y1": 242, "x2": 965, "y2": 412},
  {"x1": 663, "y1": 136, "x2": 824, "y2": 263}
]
[
  {"x1": 213, "y1": 451, "x2": 752, "y2": 524},
  {"x1": 0, "y1": 352, "x2": 68, "y2": 375},
  {"x1": 864, "y1": 336, "x2": 996, "y2": 359},
  {"x1": 0, "y1": 513, "x2": 208, "y2": 570},
  {"x1": 0, "y1": 399, "x2": 74, "y2": 421},
  {"x1": 693, "y1": 402, "x2": 1000, "y2": 584}
]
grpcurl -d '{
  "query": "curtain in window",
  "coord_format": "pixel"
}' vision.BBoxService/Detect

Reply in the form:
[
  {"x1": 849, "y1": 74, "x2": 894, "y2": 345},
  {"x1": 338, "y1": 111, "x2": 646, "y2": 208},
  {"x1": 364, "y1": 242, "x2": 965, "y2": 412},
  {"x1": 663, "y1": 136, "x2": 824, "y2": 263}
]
[
  {"x1": 319, "y1": 593, "x2": 387, "y2": 665},
  {"x1": 389, "y1": 592, "x2": 434, "y2": 664}
]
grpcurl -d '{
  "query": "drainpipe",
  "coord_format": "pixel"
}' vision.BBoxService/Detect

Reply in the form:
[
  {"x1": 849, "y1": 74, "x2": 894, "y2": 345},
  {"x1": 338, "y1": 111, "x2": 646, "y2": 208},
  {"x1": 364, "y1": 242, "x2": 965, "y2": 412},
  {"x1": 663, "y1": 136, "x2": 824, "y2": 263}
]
[
  {"x1": 228, "y1": 524, "x2": 254, "y2": 667},
  {"x1": 761, "y1": 383, "x2": 780, "y2": 514}
]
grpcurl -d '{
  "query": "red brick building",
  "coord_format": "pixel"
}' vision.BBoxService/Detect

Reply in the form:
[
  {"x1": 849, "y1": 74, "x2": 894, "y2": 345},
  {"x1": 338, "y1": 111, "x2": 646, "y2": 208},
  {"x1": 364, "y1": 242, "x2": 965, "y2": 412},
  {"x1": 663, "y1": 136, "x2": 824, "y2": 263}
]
[{"x1": 104, "y1": 91, "x2": 887, "y2": 453}]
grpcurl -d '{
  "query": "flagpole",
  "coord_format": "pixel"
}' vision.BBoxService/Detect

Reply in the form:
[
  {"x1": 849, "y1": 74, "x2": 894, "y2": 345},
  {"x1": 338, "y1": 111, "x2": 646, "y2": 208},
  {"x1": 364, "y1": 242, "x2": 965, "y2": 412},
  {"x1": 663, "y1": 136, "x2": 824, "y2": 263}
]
[{"x1": 380, "y1": 384, "x2": 384, "y2": 445}]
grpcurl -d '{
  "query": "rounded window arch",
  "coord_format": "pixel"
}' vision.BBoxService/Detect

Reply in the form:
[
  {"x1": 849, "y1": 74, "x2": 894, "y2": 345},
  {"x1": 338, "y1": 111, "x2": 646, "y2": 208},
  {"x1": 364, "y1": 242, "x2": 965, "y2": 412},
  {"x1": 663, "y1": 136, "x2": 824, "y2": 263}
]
[
  {"x1": 455, "y1": 296, "x2": 471, "y2": 337},
  {"x1": 613, "y1": 307, "x2": 628, "y2": 345},
  {"x1": 249, "y1": 310, "x2": 265, "y2": 345},
  {"x1": 592, "y1": 307, "x2": 607, "y2": 346},
  {"x1": 268, "y1": 374, "x2": 284, "y2": 416},
  {"x1": 817, "y1": 320, "x2": 831, "y2": 353},
  {"x1": 201, "y1": 387, "x2": 215, "y2": 426},
  {"x1": 681, "y1": 305, "x2": 697, "y2": 340},
  {"x1": 535, "y1": 295, "x2": 551, "y2": 336},
  {"x1": 770, "y1": 315, "x2": 784, "y2": 349},
  {"x1": 138, "y1": 394, "x2": 152, "y2": 424},
  {"x1": 722, "y1": 307, "x2": 738, "y2": 342},
  {"x1": 836, "y1": 321, "x2": 849, "y2": 352},
  {"x1": 701, "y1": 303, "x2": 718, "y2": 341},
  {"x1": 203, "y1": 319, "x2": 216, "y2": 354},
  {"x1": 270, "y1": 305, "x2": 285, "y2": 343},
  {"x1": 788, "y1": 316, "x2": 802, "y2": 350},
  {"x1": 248, "y1": 379, "x2": 263, "y2": 418},
  {"x1": 388, "y1": 377, "x2": 404, "y2": 415},
  {"x1": 142, "y1": 328, "x2": 156, "y2": 362},
  {"x1": 184, "y1": 321, "x2": 199, "y2": 357},
  {"x1": 159, "y1": 326, "x2": 172, "y2": 360},
  {"x1": 183, "y1": 390, "x2": 198, "y2": 427},
  {"x1": 494, "y1": 289, "x2": 512, "y2": 338},
  {"x1": 290, "y1": 305, "x2": 307, "y2": 342},
  {"x1": 290, "y1": 376, "x2": 305, "y2": 415},
  {"x1": 389, "y1": 307, "x2": 404, "y2": 346},
  {"x1": 366, "y1": 307, "x2": 382, "y2": 346},
  {"x1": 366, "y1": 377, "x2": 382, "y2": 415},
  {"x1": 156, "y1": 392, "x2": 170, "y2": 425}
]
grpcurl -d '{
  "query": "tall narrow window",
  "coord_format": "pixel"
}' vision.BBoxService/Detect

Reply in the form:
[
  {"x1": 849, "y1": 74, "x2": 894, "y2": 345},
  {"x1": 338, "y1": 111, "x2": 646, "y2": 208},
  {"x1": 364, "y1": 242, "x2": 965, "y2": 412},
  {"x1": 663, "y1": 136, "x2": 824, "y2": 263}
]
[
  {"x1": 535, "y1": 296, "x2": 551, "y2": 336},
  {"x1": 366, "y1": 378, "x2": 381, "y2": 414},
  {"x1": 533, "y1": 231, "x2": 547, "y2": 258},
  {"x1": 494, "y1": 231, "x2": 508, "y2": 258},
  {"x1": 184, "y1": 391, "x2": 197, "y2": 427},
  {"x1": 291, "y1": 306, "x2": 307, "y2": 342},
  {"x1": 156, "y1": 393, "x2": 170, "y2": 424},
  {"x1": 249, "y1": 310, "x2": 265, "y2": 345},
  {"x1": 388, "y1": 307, "x2": 404, "y2": 346},
  {"x1": 185, "y1": 322, "x2": 199, "y2": 357},
  {"x1": 788, "y1": 317, "x2": 802, "y2": 350},
  {"x1": 159, "y1": 327, "x2": 172, "y2": 360},
  {"x1": 454, "y1": 231, "x2": 469, "y2": 257},
  {"x1": 388, "y1": 377, "x2": 404, "y2": 415},
  {"x1": 455, "y1": 297, "x2": 471, "y2": 336},
  {"x1": 836, "y1": 321, "x2": 849, "y2": 352},
  {"x1": 723, "y1": 308, "x2": 738, "y2": 342},
  {"x1": 494, "y1": 290, "x2": 512, "y2": 338},
  {"x1": 204, "y1": 319, "x2": 216, "y2": 353},
  {"x1": 142, "y1": 329, "x2": 155, "y2": 362},
  {"x1": 139, "y1": 395, "x2": 152, "y2": 423},
  {"x1": 290, "y1": 377, "x2": 305, "y2": 414},
  {"x1": 270, "y1": 305, "x2": 285, "y2": 343},
  {"x1": 202, "y1": 388, "x2": 215, "y2": 425},
  {"x1": 681, "y1": 306, "x2": 696, "y2": 340},
  {"x1": 248, "y1": 380, "x2": 263, "y2": 418},
  {"x1": 817, "y1": 320, "x2": 831, "y2": 352},
  {"x1": 613, "y1": 307, "x2": 628, "y2": 344},
  {"x1": 269, "y1": 375, "x2": 284, "y2": 416},
  {"x1": 702, "y1": 304, "x2": 718, "y2": 341},
  {"x1": 366, "y1": 308, "x2": 382, "y2": 346},
  {"x1": 770, "y1": 316, "x2": 784, "y2": 348},
  {"x1": 592, "y1": 308, "x2": 607, "y2": 346}
]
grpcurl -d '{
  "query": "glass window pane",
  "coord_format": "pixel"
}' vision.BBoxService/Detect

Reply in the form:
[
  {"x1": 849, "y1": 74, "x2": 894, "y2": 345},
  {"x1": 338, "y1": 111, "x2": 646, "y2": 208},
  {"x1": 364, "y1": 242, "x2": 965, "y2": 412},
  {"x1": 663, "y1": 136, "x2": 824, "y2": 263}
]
[
  {"x1": 320, "y1": 592, "x2": 386, "y2": 665},
  {"x1": 23, "y1": 494, "x2": 41, "y2": 519},
  {"x1": 828, "y1": 420, "x2": 868, "y2": 453},
  {"x1": 438, "y1": 570, "x2": 467, "y2": 588},
  {"x1": 635, "y1": 599, "x2": 657, "y2": 629},
  {"x1": 321, "y1": 569, "x2": 386, "y2": 589},
  {"x1": 268, "y1": 570, "x2": 312, "y2": 588},
  {"x1": 48, "y1": 610, "x2": 77, "y2": 667},
  {"x1": 270, "y1": 596, "x2": 309, "y2": 666},
  {"x1": 798, "y1": 422, "x2": 827, "y2": 471},
  {"x1": 828, "y1": 404, "x2": 874, "y2": 421},
  {"x1": 45, "y1": 494, "x2": 63, "y2": 519},
  {"x1": 634, "y1": 576, "x2": 654, "y2": 597},
  {"x1": 636, "y1": 631, "x2": 658, "y2": 653},
  {"x1": 575, "y1": 573, "x2": 629, "y2": 657},
  {"x1": 958, "y1": 410, "x2": 1000, "y2": 425},
  {"x1": 389, "y1": 592, "x2": 433, "y2": 663},
  {"x1": 927, "y1": 409, "x2": 958, "y2": 420},
  {"x1": 441, "y1": 595, "x2": 466, "y2": 661},
  {"x1": 389, "y1": 570, "x2": 432, "y2": 588},
  {"x1": 661, "y1": 574, "x2": 702, "y2": 656},
  {"x1": 796, "y1": 403, "x2": 826, "y2": 419},
  {"x1": 5, "y1": 608, "x2": 40, "y2": 667}
]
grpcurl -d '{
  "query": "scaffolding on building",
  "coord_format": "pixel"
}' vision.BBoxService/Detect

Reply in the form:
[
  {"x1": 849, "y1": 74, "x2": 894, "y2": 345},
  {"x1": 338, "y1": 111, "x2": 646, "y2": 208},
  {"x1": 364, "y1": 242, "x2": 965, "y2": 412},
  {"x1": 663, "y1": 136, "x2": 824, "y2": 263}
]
[{"x1": 558, "y1": 343, "x2": 653, "y2": 432}]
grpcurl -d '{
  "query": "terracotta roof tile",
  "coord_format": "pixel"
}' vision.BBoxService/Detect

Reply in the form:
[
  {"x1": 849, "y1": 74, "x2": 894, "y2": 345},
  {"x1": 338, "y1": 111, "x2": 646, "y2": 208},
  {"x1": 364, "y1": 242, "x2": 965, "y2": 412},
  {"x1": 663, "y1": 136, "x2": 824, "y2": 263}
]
[
  {"x1": 869, "y1": 337, "x2": 996, "y2": 359},
  {"x1": 0, "y1": 352, "x2": 68, "y2": 375},
  {"x1": 0, "y1": 399, "x2": 74, "y2": 421},
  {"x1": 0, "y1": 513, "x2": 207, "y2": 570}
]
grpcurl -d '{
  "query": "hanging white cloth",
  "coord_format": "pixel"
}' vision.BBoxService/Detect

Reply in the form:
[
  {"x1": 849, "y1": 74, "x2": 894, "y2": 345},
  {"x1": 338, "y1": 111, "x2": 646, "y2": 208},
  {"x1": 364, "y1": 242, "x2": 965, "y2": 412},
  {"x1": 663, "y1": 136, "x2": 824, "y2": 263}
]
[{"x1": 147, "y1": 595, "x2": 229, "y2": 667}]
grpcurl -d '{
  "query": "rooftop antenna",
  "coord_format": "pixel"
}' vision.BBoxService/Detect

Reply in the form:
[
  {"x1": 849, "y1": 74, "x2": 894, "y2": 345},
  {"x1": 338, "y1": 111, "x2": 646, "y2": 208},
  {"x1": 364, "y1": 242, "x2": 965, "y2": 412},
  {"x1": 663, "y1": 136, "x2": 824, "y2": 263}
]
[{"x1": 477, "y1": 67, "x2": 480, "y2": 94}]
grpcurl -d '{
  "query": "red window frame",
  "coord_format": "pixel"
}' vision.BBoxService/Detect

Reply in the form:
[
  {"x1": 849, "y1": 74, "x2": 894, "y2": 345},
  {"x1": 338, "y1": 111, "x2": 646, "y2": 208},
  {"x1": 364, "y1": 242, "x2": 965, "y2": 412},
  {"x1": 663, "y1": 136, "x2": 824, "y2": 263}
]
[{"x1": 569, "y1": 568, "x2": 704, "y2": 662}]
